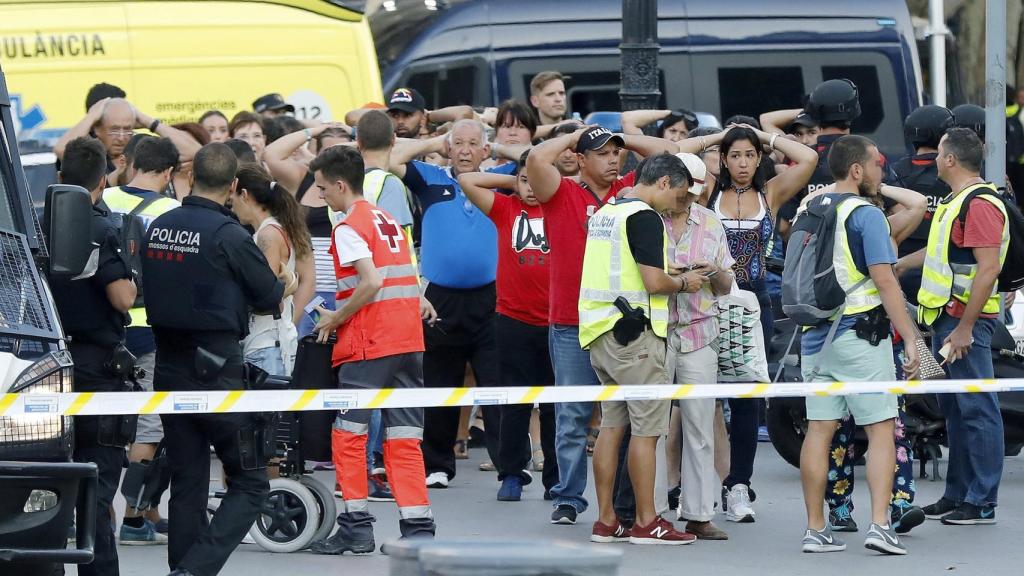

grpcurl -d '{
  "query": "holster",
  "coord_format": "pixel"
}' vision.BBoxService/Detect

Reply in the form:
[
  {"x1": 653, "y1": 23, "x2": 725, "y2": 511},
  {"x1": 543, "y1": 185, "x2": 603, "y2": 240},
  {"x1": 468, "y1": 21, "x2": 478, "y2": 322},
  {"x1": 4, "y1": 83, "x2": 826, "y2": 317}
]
[
  {"x1": 104, "y1": 343, "x2": 137, "y2": 380},
  {"x1": 120, "y1": 441, "x2": 168, "y2": 511},
  {"x1": 611, "y1": 296, "x2": 649, "y2": 346},
  {"x1": 854, "y1": 306, "x2": 890, "y2": 346},
  {"x1": 97, "y1": 363, "x2": 141, "y2": 447},
  {"x1": 194, "y1": 346, "x2": 227, "y2": 381}
]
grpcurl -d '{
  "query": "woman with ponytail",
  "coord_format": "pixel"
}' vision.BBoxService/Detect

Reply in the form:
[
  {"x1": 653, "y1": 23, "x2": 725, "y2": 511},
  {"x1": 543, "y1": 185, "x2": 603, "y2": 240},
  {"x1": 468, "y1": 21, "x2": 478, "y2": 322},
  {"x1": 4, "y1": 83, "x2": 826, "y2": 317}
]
[{"x1": 232, "y1": 164, "x2": 314, "y2": 375}]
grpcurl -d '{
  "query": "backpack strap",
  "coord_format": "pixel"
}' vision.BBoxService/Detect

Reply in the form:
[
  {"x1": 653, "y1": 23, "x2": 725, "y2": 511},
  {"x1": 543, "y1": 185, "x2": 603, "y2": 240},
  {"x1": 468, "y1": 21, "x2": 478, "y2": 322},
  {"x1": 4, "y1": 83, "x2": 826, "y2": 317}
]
[
  {"x1": 128, "y1": 195, "x2": 160, "y2": 217},
  {"x1": 955, "y1": 183, "x2": 1001, "y2": 227}
]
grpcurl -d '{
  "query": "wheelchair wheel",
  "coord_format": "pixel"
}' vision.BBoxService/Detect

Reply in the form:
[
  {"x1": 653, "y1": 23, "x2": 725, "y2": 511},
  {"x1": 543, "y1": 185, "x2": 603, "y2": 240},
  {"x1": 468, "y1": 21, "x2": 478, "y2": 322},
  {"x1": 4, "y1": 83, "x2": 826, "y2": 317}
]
[
  {"x1": 248, "y1": 477, "x2": 320, "y2": 553},
  {"x1": 299, "y1": 475, "x2": 337, "y2": 546}
]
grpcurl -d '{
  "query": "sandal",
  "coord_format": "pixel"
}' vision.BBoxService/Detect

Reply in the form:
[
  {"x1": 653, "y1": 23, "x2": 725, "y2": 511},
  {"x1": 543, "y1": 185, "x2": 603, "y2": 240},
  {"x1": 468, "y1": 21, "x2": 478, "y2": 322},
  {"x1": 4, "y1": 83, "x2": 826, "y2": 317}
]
[
  {"x1": 587, "y1": 428, "x2": 600, "y2": 456},
  {"x1": 454, "y1": 439, "x2": 469, "y2": 460},
  {"x1": 479, "y1": 460, "x2": 496, "y2": 472},
  {"x1": 531, "y1": 447, "x2": 545, "y2": 472}
]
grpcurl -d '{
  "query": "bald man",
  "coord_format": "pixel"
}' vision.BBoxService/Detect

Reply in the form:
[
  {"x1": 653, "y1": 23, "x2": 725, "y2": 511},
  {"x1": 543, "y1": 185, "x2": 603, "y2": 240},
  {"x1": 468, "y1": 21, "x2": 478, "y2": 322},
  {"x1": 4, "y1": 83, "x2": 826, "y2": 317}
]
[{"x1": 55, "y1": 97, "x2": 200, "y2": 186}]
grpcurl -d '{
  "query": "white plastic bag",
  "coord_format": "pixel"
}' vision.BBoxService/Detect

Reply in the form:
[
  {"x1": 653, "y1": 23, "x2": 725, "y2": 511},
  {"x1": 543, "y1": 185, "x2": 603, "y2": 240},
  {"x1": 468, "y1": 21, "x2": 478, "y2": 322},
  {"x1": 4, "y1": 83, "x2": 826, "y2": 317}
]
[{"x1": 716, "y1": 287, "x2": 770, "y2": 383}]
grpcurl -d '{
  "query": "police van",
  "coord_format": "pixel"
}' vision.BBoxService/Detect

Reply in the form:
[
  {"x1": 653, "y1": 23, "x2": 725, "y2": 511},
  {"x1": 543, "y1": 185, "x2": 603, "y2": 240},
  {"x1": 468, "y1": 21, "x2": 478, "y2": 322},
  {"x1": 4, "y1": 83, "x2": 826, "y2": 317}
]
[
  {"x1": 0, "y1": 64, "x2": 100, "y2": 574},
  {"x1": 373, "y1": 0, "x2": 922, "y2": 160}
]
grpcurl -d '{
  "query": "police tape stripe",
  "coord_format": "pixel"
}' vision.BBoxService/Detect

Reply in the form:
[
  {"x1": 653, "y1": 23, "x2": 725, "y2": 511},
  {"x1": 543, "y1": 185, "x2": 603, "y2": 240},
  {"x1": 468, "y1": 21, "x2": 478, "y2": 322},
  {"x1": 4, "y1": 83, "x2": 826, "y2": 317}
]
[{"x1": 3, "y1": 378, "x2": 1024, "y2": 417}]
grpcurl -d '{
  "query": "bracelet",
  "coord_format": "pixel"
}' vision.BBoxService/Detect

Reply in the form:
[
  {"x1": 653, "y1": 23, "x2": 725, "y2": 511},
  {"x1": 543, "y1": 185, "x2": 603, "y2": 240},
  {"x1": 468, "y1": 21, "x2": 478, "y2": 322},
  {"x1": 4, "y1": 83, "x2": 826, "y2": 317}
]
[
  {"x1": 769, "y1": 133, "x2": 779, "y2": 150},
  {"x1": 679, "y1": 275, "x2": 688, "y2": 293},
  {"x1": 148, "y1": 119, "x2": 161, "y2": 132},
  {"x1": 699, "y1": 136, "x2": 707, "y2": 152},
  {"x1": 303, "y1": 128, "x2": 312, "y2": 142}
]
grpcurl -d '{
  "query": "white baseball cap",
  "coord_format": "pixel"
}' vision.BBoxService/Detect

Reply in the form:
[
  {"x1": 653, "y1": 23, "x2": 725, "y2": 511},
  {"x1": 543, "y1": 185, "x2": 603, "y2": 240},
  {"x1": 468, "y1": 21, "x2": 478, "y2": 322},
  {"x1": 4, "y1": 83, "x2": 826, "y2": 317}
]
[{"x1": 675, "y1": 152, "x2": 707, "y2": 196}]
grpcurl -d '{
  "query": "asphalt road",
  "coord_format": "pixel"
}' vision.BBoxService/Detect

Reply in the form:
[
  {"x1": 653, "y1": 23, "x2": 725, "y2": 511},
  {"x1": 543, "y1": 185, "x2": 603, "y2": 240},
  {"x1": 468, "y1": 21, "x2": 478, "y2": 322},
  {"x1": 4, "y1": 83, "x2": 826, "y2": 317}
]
[{"x1": 113, "y1": 443, "x2": 1024, "y2": 576}]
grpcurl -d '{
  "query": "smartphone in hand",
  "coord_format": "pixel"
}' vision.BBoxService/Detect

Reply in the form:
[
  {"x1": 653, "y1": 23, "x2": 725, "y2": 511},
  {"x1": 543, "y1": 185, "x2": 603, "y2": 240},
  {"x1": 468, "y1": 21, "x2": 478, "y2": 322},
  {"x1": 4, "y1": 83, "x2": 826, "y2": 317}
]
[{"x1": 304, "y1": 295, "x2": 326, "y2": 324}]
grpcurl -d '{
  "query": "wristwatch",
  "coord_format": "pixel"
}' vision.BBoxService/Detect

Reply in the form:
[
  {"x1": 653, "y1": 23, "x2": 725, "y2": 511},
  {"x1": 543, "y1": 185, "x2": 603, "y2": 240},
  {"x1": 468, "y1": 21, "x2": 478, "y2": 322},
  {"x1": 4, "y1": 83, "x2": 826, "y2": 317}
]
[{"x1": 149, "y1": 119, "x2": 161, "y2": 132}]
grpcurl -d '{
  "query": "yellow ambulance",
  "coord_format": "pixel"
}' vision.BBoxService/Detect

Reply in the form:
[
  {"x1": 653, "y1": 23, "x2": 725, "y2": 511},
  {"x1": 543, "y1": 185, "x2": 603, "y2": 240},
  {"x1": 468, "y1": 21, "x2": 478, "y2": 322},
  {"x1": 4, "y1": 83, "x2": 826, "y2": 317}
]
[{"x1": 0, "y1": 0, "x2": 381, "y2": 143}]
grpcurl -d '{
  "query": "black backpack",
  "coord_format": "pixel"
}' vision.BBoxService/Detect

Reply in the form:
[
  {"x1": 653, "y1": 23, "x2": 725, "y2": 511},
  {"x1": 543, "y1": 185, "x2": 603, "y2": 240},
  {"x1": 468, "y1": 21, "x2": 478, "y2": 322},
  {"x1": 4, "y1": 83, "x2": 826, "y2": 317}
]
[
  {"x1": 119, "y1": 197, "x2": 158, "y2": 309},
  {"x1": 957, "y1": 184, "x2": 1024, "y2": 292},
  {"x1": 781, "y1": 193, "x2": 868, "y2": 327}
]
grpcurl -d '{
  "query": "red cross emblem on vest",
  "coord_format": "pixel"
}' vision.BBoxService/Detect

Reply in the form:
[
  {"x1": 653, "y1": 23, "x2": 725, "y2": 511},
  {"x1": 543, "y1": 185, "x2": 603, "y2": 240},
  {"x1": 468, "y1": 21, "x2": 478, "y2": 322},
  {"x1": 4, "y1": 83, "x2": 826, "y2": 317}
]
[{"x1": 372, "y1": 210, "x2": 403, "y2": 253}]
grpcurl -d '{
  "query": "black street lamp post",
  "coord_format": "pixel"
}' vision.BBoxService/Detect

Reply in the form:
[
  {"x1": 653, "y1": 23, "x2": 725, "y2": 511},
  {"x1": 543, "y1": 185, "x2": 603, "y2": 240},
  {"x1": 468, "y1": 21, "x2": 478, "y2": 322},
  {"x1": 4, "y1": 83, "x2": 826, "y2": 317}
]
[{"x1": 620, "y1": 0, "x2": 660, "y2": 132}]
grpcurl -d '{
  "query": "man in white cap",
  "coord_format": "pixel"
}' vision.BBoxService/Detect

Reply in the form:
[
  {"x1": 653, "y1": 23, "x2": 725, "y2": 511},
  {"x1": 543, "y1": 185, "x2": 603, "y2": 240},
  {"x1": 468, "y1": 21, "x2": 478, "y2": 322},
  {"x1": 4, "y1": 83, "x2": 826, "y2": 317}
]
[{"x1": 662, "y1": 152, "x2": 736, "y2": 540}]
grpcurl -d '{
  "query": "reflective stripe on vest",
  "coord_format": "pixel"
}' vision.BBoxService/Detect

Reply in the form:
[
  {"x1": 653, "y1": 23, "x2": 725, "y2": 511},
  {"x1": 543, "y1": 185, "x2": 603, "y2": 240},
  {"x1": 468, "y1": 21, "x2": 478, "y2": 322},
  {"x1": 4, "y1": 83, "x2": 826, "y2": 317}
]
[
  {"x1": 329, "y1": 171, "x2": 420, "y2": 273},
  {"x1": 578, "y1": 200, "x2": 669, "y2": 350},
  {"x1": 102, "y1": 186, "x2": 180, "y2": 328},
  {"x1": 918, "y1": 183, "x2": 1009, "y2": 325},
  {"x1": 832, "y1": 197, "x2": 885, "y2": 315}
]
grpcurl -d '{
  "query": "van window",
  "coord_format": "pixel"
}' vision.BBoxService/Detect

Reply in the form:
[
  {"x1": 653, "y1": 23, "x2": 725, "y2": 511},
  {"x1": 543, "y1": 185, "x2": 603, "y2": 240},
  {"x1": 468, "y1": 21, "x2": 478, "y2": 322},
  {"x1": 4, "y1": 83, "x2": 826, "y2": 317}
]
[
  {"x1": 717, "y1": 67, "x2": 804, "y2": 124},
  {"x1": 406, "y1": 63, "x2": 481, "y2": 108},
  {"x1": 822, "y1": 65, "x2": 883, "y2": 134}
]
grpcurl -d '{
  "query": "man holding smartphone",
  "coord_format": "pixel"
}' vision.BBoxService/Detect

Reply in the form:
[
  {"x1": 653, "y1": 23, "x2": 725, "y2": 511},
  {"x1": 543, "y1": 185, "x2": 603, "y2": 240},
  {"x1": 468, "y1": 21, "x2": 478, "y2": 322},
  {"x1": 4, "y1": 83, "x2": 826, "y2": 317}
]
[{"x1": 308, "y1": 145, "x2": 436, "y2": 554}]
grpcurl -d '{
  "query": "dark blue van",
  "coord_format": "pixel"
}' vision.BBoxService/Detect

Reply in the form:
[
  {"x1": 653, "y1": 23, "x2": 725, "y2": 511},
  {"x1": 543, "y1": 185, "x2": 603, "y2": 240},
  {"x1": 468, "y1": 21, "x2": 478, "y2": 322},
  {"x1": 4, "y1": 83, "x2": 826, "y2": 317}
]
[{"x1": 372, "y1": 0, "x2": 923, "y2": 158}]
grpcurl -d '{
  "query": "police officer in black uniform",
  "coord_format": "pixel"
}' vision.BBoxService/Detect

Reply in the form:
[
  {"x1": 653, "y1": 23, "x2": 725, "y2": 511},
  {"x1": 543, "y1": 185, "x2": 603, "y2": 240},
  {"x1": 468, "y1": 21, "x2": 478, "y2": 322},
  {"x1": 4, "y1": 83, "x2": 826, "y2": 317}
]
[
  {"x1": 141, "y1": 143, "x2": 283, "y2": 576},
  {"x1": 889, "y1": 105, "x2": 955, "y2": 304},
  {"x1": 49, "y1": 137, "x2": 138, "y2": 576},
  {"x1": 776, "y1": 78, "x2": 863, "y2": 238}
]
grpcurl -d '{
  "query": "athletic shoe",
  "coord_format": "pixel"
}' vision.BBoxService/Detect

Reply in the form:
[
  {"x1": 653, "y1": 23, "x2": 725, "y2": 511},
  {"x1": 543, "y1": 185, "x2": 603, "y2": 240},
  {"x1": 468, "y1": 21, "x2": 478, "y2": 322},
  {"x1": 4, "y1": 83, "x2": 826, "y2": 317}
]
[
  {"x1": 628, "y1": 517, "x2": 696, "y2": 545},
  {"x1": 801, "y1": 526, "x2": 846, "y2": 553},
  {"x1": 940, "y1": 503, "x2": 996, "y2": 525},
  {"x1": 371, "y1": 466, "x2": 386, "y2": 478},
  {"x1": 368, "y1": 475, "x2": 395, "y2": 502},
  {"x1": 757, "y1": 425, "x2": 770, "y2": 442},
  {"x1": 922, "y1": 497, "x2": 957, "y2": 519},
  {"x1": 590, "y1": 520, "x2": 630, "y2": 543},
  {"x1": 828, "y1": 502, "x2": 859, "y2": 532},
  {"x1": 725, "y1": 484, "x2": 756, "y2": 523},
  {"x1": 721, "y1": 484, "x2": 757, "y2": 509},
  {"x1": 550, "y1": 504, "x2": 578, "y2": 525},
  {"x1": 426, "y1": 472, "x2": 449, "y2": 489},
  {"x1": 497, "y1": 476, "x2": 523, "y2": 502},
  {"x1": 153, "y1": 519, "x2": 169, "y2": 535},
  {"x1": 891, "y1": 505, "x2": 926, "y2": 534},
  {"x1": 864, "y1": 523, "x2": 907, "y2": 555},
  {"x1": 543, "y1": 489, "x2": 553, "y2": 501},
  {"x1": 311, "y1": 461, "x2": 335, "y2": 471},
  {"x1": 479, "y1": 460, "x2": 496, "y2": 472},
  {"x1": 309, "y1": 531, "x2": 375, "y2": 555},
  {"x1": 119, "y1": 520, "x2": 168, "y2": 545},
  {"x1": 334, "y1": 483, "x2": 343, "y2": 499}
]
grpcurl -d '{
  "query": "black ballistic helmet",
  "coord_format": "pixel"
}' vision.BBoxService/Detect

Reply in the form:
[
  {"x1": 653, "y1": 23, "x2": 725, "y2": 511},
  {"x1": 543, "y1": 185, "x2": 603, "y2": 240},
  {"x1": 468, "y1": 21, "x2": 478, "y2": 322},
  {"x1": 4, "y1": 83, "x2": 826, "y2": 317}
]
[
  {"x1": 904, "y1": 105, "x2": 954, "y2": 148},
  {"x1": 806, "y1": 79, "x2": 861, "y2": 123},
  {"x1": 951, "y1": 104, "x2": 986, "y2": 140}
]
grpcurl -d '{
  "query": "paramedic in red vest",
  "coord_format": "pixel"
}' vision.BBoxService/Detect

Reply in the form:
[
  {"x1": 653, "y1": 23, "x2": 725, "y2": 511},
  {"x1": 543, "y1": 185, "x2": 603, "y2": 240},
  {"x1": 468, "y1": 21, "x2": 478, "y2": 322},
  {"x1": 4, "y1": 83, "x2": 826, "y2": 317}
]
[{"x1": 308, "y1": 145, "x2": 436, "y2": 554}]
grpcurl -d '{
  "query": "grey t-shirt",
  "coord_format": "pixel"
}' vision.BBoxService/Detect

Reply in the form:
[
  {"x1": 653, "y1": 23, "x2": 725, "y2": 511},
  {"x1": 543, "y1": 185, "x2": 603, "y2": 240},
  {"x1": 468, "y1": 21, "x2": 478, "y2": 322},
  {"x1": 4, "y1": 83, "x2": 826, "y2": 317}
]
[{"x1": 373, "y1": 172, "x2": 414, "y2": 227}]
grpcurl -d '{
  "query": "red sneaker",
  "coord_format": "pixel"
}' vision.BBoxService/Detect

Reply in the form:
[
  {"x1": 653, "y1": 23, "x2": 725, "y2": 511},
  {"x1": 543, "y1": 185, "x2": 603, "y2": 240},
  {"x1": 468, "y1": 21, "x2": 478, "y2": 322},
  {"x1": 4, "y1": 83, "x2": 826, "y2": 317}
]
[
  {"x1": 628, "y1": 517, "x2": 696, "y2": 545},
  {"x1": 590, "y1": 520, "x2": 630, "y2": 543}
]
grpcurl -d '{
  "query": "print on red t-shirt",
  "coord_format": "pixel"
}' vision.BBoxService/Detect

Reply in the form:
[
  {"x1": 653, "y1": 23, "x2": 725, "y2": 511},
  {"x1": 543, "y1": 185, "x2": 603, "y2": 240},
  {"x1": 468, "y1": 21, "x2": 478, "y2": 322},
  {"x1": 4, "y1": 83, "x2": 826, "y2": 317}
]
[
  {"x1": 540, "y1": 172, "x2": 636, "y2": 326},
  {"x1": 489, "y1": 193, "x2": 551, "y2": 326}
]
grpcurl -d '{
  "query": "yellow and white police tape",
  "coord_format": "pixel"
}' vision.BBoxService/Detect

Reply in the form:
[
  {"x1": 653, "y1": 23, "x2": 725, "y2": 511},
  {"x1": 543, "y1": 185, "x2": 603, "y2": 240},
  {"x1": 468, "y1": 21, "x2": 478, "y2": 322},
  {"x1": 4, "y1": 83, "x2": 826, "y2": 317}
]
[{"x1": 1, "y1": 379, "x2": 1022, "y2": 417}]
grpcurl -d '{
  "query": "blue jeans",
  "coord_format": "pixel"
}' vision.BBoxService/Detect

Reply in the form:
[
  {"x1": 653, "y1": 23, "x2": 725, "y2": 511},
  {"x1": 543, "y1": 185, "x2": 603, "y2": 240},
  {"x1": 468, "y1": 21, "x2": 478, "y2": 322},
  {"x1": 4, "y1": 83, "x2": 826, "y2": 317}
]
[
  {"x1": 548, "y1": 324, "x2": 601, "y2": 513},
  {"x1": 931, "y1": 313, "x2": 1003, "y2": 507},
  {"x1": 367, "y1": 409, "x2": 384, "y2": 474}
]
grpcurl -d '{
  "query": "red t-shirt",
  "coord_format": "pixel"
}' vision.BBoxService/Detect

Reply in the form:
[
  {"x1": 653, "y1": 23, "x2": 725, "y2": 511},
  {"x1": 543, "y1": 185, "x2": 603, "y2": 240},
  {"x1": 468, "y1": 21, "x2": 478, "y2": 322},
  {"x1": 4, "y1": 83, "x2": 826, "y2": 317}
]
[
  {"x1": 945, "y1": 197, "x2": 1006, "y2": 318},
  {"x1": 540, "y1": 172, "x2": 636, "y2": 325},
  {"x1": 489, "y1": 194, "x2": 550, "y2": 326}
]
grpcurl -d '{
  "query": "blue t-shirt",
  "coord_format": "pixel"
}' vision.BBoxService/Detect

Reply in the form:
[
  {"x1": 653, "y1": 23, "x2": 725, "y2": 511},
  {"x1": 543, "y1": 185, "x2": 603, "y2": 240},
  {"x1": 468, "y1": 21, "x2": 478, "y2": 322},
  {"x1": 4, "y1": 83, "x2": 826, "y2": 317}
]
[
  {"x1": 802, "y1": 199, "x2": 896, "y2": 355},
  {"x1": 402, "y1": 161, "x2": 517, "y2": 289}
]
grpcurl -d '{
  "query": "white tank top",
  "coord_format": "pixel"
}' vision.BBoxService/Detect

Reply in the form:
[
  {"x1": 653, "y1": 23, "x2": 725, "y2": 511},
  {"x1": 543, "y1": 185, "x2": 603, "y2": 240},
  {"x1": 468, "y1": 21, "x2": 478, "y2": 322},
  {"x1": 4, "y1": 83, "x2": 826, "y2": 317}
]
[{"x1": 243, "y1": 217, "x2": 298, "y2": 373}]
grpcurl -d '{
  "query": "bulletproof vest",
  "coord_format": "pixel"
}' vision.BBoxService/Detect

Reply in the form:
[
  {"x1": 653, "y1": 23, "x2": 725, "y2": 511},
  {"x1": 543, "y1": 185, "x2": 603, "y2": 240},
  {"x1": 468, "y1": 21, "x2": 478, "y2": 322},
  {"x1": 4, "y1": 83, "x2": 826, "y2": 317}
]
[
  {"x1": 141, "y1": 201, "x2": 250, "y2": 336},
  {"x1": 891, "y1": 153, "x2": 950, "y2": 245},
  {"x1": 806, "y1": 134, "x2": 841, "y2": 195}
]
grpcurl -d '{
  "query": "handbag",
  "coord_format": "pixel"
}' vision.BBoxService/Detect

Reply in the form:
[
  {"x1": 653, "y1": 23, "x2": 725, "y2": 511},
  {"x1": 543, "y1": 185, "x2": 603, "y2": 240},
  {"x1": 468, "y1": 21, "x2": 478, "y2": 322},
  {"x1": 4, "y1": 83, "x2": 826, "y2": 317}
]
[{"x1": 715, "y1": 287, "x2": 770, "y2": 383}]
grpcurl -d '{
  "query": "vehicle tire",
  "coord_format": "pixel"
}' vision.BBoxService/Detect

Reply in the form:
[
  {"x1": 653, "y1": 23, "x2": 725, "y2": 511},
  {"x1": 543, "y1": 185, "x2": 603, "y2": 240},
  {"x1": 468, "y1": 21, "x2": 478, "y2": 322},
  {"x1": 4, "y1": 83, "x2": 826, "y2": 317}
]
[
  {"x1": 767, "y1": 397, "x2": 807, "y2": 469},
  {"x1": 248, "y1": 477, "x2": 319, "y2": 553},
  {"x1": 299, "y1": 475, "x2": 337, "y2": 546}
]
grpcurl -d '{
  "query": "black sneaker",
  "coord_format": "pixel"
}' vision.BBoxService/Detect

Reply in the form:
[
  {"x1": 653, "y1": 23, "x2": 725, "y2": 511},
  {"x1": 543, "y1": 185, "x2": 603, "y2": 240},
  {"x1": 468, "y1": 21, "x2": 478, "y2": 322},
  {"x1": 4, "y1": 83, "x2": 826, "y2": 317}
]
[
  {"x1": 668, "y1": 486, "x2": 681, "y2": 513},
  {"x1": 550, "y1": 504, "x2": 578, "y2": 525},
  {"x1": 940, "y1": 503, "x2": 996, "y2": 525},
  {"x1": 891, "y1": 505, "x2": 926, "y2": 534},
  {"x1": 309, "y1": 531, "x2": 376, "y2": 555},
  {"x1": 922, "y1": 497, "x2": 958, "y2": 520},
  {"x1": 828, "y1": 502, "x2": 859, "y2": 533}
]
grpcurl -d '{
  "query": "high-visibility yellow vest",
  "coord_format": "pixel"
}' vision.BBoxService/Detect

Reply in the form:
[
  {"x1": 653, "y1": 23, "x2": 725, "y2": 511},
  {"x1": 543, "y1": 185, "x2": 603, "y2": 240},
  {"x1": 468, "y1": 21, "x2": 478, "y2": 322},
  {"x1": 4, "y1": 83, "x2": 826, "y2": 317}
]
[
  {"x1": 578, "y1": 199, "x2": 669, "y2": 349},
  {"x1": 102, "y1": 186, "x2": 181, "y2": 328},
  {"x1": 327, "y1": 168, "x2": 419, "y2": 272},
  {"x1": 833, "y1": 197, "x2": 886, "y2": 315},
  {"x1": 917, "y1": 183, "x2": 1009, "y2": 325}
]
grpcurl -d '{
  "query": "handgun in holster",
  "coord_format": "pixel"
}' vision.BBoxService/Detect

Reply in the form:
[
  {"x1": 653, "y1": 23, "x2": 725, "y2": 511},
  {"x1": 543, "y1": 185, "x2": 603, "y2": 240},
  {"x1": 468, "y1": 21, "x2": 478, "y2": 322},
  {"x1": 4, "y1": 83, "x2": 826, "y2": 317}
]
[
  {"x1": 120, "y1": 440, "x2": 169, "y2": 512},
  {"x1": 97, "y1": 343, "x2": 141, "y2": 447},
  {"x1": 611, "y1": 296, "x2": 650, "y2": 346},
  {"x1": 854, "y1": 306, "x2": 890, "y2": 346},
  {"x1": 237, "y1": 360, "x2": 281, "y2": 470}
]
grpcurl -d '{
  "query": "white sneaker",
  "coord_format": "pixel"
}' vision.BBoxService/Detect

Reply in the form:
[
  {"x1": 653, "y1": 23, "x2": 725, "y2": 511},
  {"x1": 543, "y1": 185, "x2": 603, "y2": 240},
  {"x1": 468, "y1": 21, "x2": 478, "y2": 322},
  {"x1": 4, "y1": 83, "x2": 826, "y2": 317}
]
[
  {"x1": 426, "y1": 472, "x2": 449, "y2": 488},
  {"x1": 725, "y1": 484, "x2": 756, "y2": 523}
]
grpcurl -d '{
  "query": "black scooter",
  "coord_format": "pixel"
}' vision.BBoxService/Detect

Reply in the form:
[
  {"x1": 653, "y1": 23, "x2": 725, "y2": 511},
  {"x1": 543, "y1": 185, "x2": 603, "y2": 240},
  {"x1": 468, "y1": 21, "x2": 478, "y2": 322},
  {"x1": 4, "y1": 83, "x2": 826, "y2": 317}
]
[{"x1": 766, "y1": 317, "x2": 1024, "y2": 479}]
